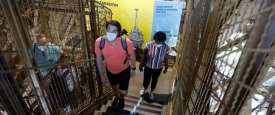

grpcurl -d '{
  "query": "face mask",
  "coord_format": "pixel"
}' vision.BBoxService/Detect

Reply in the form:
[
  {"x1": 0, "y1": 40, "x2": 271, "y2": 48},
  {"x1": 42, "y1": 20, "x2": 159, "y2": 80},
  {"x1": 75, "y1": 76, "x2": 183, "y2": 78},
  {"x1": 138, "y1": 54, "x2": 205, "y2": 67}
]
[
  {"x1": 156, "y1": 43, "x2": 163, "y2": 47},
  {"x1": 106, "y1": 32, "x2": 117, "y2": 42},
  {"x1": 38, "y1": 45, "x2": 47, "y2": 51}
]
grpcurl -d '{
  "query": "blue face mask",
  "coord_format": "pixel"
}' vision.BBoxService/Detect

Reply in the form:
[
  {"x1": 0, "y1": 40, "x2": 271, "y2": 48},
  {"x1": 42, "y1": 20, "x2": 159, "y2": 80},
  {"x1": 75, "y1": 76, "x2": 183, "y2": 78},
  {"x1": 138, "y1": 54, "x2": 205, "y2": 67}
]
[{"x1": 106, "y1": 32, "x2": 117, "y2": 42}]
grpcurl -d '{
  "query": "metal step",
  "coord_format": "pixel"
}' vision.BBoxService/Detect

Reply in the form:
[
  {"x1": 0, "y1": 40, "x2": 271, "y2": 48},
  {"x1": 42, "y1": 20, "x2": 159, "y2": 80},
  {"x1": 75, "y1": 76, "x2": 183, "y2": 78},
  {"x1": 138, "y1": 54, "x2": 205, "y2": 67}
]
[
  {"x1": 103, "y1": 106, "x2": 131, "y2": 115},
  {"x1": 100, "y1": 105, "x2": 108, "y2": 113},
  {"x1": 93, "y1": 104, "x2": 109, "y2": 115},
  {"x1": 124, "y1": 105, "x2": 159, "y2": 115},
  {"x1": 125, "y1": 101, "x2": 162, "y2": 114},
  {"x1": 124, "y1": 95, "x2": 163, "y2": 115},
  {"x1": 125, "y1": 95, "x2": 163, "y2": 108},
  {"x1": 94, "y1": 94, "x2": 164, "y2": 115},
  {"x1": 93, "y1": 111, "x2": 103, "y2": 115},
  {"x1": 125, "y1": 96, "x2": 163, "y2": 109}
]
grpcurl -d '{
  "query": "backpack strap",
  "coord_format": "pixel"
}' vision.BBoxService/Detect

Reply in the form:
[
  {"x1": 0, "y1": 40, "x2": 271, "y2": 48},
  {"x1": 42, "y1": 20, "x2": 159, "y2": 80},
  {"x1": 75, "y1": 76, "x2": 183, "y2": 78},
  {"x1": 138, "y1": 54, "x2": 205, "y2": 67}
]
[
  {"x1": 99, "y1": 37, "x2": 105, "y2": 60},
  {"x1": 121, "y1": 36, "x2": 128, "y2": 54},
  {"x1": 100, "y1": 36, "x2": 127, "y2": 52},
  {"x1": 99, "y1": 37, "x2": 105, "y2": 50},
  {"x1": 121, "y1": 36, "x2": 129, "y2": 64}
]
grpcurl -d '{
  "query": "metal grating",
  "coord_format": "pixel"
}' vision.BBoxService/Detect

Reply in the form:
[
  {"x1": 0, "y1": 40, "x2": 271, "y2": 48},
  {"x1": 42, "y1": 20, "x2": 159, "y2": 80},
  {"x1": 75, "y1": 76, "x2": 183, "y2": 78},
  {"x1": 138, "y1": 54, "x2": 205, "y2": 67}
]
[
  {"x1": 0, "y1": 0, "x2": 112, "y2": 114},
  {"x1": 172, "y1": 0, "x2": 275, "y2": 115}
]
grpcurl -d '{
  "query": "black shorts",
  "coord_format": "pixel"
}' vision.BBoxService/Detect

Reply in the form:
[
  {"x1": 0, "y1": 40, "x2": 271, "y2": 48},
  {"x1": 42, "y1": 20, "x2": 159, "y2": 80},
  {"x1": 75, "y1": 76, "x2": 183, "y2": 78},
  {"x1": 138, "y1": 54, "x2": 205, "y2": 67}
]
[{"x1": 106, "y1": 67, "x2": 131, "y2": 91}]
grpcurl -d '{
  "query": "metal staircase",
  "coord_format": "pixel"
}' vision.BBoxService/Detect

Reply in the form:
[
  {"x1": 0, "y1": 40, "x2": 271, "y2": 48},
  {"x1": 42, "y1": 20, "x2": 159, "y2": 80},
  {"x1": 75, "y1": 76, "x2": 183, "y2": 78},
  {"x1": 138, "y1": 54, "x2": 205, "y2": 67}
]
[{"x1": 94, "y1": 94, "x2": 164, "y2": 115}]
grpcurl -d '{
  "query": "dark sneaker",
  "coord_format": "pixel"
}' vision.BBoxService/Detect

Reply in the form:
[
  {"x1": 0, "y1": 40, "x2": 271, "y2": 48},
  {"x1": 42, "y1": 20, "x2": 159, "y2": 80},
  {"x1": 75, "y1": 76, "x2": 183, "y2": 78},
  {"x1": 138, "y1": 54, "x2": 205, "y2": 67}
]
[
  {"x1": 112, "y1": 97, "x2": 119, "y2": 107},
  {"x1": 117, "y1": 98, "x2": 125, "y2": 109},
  {"x1": 149, "y1": 92, "x2": 155, "y2": 100}
]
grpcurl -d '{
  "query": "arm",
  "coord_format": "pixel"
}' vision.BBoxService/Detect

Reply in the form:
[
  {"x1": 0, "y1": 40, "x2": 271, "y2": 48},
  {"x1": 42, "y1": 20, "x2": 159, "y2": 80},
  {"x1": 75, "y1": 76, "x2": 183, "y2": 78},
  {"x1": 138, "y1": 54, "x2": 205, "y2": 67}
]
[
  {"x1": 125, "y1": 39, "x2": 136, "y2": 77},
  {"x1": 126, "y1": 39, "x2": 136, "y2": 69},
  {"x1": 141, "y1": 49, "x2": 148, "y2": 66},
  {"x1": 139, "y1": 48, "x2": 148, "y2": 71},
  {"x1": 96, "y1": 55, "x2": 107, "y2": 82},
  {"x1": 129, "y1": 50, "x2": 136, "y2": 77},
  {"x1": 163, "y1": 54, "x2": 169, "y2": 73},
  {"x1": 94, "y1": 38, "x2": 108, "y2": 84},
  {"x1": 163, "y1": 47, "x2": 170, "y2": 73},
  {"x1": 139, "y1": 42, "x2": 150, "y2": 71},
  {"x1": 130, "y1": 51, "x2": 136, "y2": 69},
  {"x1": 52, "y1": 44, "x2": 64, "y2": 64}
]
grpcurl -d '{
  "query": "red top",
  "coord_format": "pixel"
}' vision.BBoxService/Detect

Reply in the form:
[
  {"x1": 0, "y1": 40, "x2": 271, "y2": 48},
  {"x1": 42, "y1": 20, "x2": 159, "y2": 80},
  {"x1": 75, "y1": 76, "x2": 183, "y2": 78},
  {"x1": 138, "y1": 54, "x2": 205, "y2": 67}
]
[{"x1": 95, "y1": 37, "x2": 135, "y2": 74}]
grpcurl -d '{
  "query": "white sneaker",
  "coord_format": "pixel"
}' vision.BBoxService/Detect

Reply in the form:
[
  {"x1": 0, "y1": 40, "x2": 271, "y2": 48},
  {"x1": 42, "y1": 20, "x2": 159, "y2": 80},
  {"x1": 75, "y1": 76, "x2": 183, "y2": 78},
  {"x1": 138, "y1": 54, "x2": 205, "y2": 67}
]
[
  {"x1": 64, "y1": 105, "x2": 71, "y2": 112},
  {"x1": 140, "y1": 88, "x2": 147, "y2": 95},
  {"x1": 150, "y1": 92, "x2": 155, "y2": 100}
]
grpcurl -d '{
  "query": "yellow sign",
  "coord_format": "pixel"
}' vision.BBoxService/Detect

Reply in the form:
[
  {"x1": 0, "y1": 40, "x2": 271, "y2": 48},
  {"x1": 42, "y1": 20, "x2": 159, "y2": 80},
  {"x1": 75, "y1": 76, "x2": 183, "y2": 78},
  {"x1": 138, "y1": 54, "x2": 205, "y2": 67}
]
[{"x1": 96, "y1": 0, "x2": 154, "y2": 47}]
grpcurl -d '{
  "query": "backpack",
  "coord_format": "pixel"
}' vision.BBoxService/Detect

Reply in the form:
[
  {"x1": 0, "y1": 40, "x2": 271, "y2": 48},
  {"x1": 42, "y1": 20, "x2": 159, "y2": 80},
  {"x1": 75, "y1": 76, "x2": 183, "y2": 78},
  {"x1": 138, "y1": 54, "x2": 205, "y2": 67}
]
[{"x1": 99, "y1": 36, "x2": 129, "y2": 64}]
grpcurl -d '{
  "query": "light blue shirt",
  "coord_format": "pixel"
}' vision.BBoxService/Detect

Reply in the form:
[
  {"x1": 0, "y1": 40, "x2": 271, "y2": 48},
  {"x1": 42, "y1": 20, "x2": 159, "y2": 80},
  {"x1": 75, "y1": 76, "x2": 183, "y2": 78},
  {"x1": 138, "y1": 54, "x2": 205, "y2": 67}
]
[
  {"x1": 32, "y1": 43, "x2": 63, "y2": 77},
  {"x1": 263, "y1": 76, "x2": 275, "y2": 91}
]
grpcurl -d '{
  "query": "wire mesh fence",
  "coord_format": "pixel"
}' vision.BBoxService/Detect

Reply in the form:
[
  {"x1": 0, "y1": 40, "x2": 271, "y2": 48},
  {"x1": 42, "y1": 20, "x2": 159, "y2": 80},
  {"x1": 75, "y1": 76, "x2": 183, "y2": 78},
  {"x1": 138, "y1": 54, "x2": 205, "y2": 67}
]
[
  {"x1": 94, "y1": 1, "x2": 112, "y2": 37},
  {"x1": 173, "y1": 0, "x2": 275, "y2": 115},
  {"x1": 0, "y1": 0, "x2": 112, "y2": 114},
  {"x1": 0, "y1": 53, "x2": 33, "y2": 115},
  {"x1": 0, "y1": 4, "x2": 40, "y2": 115}
]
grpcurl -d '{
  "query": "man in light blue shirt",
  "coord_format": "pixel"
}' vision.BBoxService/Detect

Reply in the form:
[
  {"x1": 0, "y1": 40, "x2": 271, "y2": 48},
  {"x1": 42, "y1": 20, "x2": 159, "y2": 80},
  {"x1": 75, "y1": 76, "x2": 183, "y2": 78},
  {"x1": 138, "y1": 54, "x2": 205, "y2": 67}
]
[{"x1": 32, "y1": 34, "x2": 63, "y2": 77}]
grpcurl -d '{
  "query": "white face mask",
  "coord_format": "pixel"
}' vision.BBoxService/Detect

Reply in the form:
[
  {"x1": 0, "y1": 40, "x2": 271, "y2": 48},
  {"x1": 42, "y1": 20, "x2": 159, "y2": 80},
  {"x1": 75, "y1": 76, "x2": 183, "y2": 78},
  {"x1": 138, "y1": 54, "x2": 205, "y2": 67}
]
[
  {"x1": 38, "y1": 45, "x2": 47, "y2": 51},
  {"x1": 156, "y1": 44, "x2": 163, "y2": 47},
  {"x1": 106, "y1": 32, "x2": 117, "y2": 42}
]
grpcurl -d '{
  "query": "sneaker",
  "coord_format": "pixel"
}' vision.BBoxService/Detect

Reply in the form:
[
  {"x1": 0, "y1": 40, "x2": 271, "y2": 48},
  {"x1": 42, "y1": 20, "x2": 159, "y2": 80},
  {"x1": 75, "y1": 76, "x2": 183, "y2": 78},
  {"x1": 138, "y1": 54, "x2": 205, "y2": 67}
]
[
  {"x1": 117, "y1": 98, "x2": 125, "y2": 109},
  {"x1": 140, "y1": 88, "x2": 147, "y2": 95},
  {"x1": 112, "y1": 97, "x2": 119, "y2": 107},
  {"x1": 63, "y1": 105, "x2": 71, "y2": 112},
  {"x1": 149, "y1": 92, "x2": 155, "y2": 100}
]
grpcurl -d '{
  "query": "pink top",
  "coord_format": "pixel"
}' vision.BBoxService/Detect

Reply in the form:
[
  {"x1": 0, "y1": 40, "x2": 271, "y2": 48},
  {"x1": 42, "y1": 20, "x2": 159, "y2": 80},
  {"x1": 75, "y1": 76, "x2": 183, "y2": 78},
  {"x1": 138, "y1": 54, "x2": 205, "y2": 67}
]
[{"x1": 95, "y1": 37, "x2": 135, "y2": 74}]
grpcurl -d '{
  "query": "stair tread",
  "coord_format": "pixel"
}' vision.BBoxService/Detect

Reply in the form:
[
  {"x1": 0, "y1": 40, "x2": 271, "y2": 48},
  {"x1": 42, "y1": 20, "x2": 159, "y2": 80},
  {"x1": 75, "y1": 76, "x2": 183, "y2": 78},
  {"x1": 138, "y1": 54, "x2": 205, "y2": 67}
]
[
  {"x1": 100, "y1": 105, "x2": 108, "y2": 112},
  {"x1": 103, "y1": 106, "x2": 131, "y2": 115},
  {"x1": 101, "y1": 102, "x2": 160, "y2": 115},
  {"x1": 93, "y1": 111, "x2": 103, "y2": 115},
  {"x1": 113, "y1": 94, "x2": 164, "y2": 107},
  {"x1": 125, "y1": 104, "x2": 162, "y2": 115},
  {"x1": 97, "y1": 94, "x2": 163, "y2": 115},
  {"x1": 125, "y1": 101, "x2": 163, "y2": 112},
  {"x1": 124, "y1": 106, "x2": 160, "y2": 115},
  {"x1": 125, "y1": 96, "x2": 163, "y2": 109},
  {"x1": 107, "y1": 100, "x2": 112, "y2": 106}
]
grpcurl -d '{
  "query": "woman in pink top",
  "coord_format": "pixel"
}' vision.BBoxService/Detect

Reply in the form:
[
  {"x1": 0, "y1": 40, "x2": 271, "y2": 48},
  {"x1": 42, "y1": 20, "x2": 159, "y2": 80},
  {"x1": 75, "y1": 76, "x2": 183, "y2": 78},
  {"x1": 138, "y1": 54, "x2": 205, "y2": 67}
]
[{"x1": 95, "y1": 20, "x2": 136, "y2": 109}]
